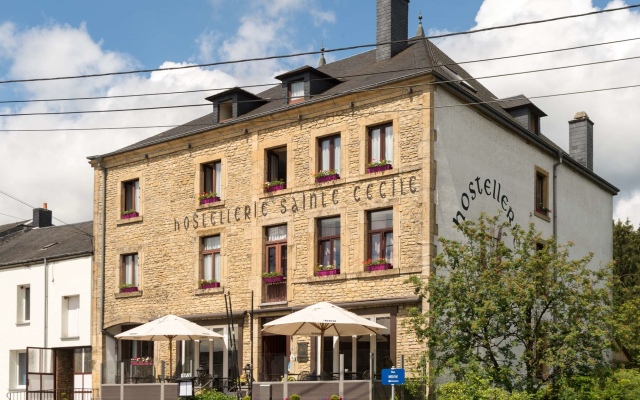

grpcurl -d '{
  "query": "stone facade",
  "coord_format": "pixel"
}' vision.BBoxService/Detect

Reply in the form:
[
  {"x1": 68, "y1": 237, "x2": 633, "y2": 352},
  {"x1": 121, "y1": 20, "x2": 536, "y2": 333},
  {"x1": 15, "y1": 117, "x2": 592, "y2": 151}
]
[{"x1": 91, "y1": 78, "x2": 436, "y2": 388}]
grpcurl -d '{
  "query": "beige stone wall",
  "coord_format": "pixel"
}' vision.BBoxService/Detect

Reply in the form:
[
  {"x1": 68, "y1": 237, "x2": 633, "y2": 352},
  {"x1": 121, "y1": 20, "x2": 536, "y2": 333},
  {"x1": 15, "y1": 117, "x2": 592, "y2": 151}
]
[{"x1": 91, "y1": 77, "x2": 435, "y2": 386}]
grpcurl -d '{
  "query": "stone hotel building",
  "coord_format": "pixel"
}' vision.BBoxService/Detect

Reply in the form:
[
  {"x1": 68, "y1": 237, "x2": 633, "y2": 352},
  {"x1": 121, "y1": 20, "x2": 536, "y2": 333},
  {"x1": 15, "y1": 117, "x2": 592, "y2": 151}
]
[{"x1": 88, "y1": 0, "x2": 617, "y2": 391}]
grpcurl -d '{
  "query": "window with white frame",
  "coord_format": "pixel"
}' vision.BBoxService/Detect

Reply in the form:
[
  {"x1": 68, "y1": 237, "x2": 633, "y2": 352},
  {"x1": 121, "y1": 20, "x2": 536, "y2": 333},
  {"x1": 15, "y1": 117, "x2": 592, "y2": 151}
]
[
  {"x1": 62, "y1": 295, "x2": 80, "y2": 338},
  {"x1": 120, "y1": 254, "x2": 139, "y2": 289},
  {"x1": 17, "y1": 285, "x2": 30, "y2": 323},
  {"x1": 288, "y1": 81, "x2": 304, "y2": 104},
  {"x1": 317, "y1": 134, "x2": 341, "y2": 175},
  {"x1": 202, "y1": 235, "x2": 221, "y2": 283},
  {"x1": 368, "y1": 123, "x2": 393, "y2": 167},
  {"x1": 13, "y1": 350, "x2": 27, "y2": 388}
]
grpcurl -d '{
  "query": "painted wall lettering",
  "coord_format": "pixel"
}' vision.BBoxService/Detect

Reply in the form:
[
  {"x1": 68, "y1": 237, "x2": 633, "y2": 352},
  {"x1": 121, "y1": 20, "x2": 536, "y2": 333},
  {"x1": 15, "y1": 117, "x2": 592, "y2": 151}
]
[{"x1": 453, "y1": 176, "x2": 515, "y2": 226}]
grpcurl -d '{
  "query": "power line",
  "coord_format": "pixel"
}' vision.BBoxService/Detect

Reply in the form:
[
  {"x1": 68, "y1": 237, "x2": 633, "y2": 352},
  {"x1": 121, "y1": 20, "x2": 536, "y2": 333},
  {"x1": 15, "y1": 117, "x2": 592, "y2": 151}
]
[
  {"x1": 0, "y1": 189, "x2": 93, "y2": 237},
  {"x1": 2, "y1": 81, "x2": 640, "y2": 133},
  {"x1": 0, "y1": 4, "x2": 638, "y2": 85},
  {"x1": 0, "y1": 212, "x2": 28, "y2": 221},
  {"x1": 0, "y1": 36, "x2": 638, "y2": 106},
  {"x1": 2, "y1": 53, "x2": 639, "y2": 118}
]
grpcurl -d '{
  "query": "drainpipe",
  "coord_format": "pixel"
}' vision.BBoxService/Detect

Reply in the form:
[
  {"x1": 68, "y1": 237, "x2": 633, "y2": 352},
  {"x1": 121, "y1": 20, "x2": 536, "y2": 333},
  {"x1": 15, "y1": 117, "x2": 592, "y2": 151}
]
[
  {"x1": 44, "y1": 258, "x2": 48, "y2": 348},
  {"x1": 552, "y1": 151, "x2": 563, "y2": 240},
  {"x1": 97, "y1": 159, "x2": 118, "y2": 382}
]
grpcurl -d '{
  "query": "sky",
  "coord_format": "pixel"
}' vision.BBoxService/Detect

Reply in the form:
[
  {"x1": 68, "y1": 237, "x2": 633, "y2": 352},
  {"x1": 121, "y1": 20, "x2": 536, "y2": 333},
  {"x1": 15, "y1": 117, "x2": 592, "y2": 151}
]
[{"x1": 0, "y1": 0, "x2": 639, "y2": 229}]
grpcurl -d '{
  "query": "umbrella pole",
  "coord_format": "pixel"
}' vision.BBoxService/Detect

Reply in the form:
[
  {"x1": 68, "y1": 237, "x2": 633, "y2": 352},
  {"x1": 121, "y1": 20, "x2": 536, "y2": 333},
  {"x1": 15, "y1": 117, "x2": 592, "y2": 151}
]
[{"x1": 169, "y1": 338, "x2": 173, "y2": 379}]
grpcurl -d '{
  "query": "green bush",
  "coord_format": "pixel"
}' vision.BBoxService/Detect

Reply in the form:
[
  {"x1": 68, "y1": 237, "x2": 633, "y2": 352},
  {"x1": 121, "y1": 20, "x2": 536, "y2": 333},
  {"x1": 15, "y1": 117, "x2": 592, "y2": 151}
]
[
  {"x1": 242, "y1": 396, "x2": 251, "y2": 400},
  {"x1": 436, "y1": 372, "x2": 531, "y2": 400},
  {"x1": 289, "y1": 394, "x2": 301, "y2": 400},
  {"x1": 194, "y1": 388, "x2": 237, "y2": 400},
  {"x1": 329, "y1": 395, "x2": 340, "y2": 400}
]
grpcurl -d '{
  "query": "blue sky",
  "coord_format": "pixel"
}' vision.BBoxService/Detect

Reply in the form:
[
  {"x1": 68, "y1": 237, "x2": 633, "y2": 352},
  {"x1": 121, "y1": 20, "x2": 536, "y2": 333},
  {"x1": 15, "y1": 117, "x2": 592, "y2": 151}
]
[{"x1": 0, "y1": 0, "x2": 639, "y2": 226}]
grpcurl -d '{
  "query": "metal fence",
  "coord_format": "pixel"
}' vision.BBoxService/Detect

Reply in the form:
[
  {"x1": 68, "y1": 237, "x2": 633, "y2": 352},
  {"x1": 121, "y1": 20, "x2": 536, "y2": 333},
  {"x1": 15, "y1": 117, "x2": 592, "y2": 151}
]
[{"x1": 6, "y1": 388, "x2": 99, "y2": 400}]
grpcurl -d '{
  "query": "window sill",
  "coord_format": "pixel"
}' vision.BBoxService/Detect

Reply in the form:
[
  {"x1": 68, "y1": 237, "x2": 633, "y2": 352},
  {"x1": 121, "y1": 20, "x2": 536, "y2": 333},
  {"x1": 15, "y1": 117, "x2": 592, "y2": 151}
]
[
  {"x1": 258, "y1": 301, "x2": 288, "y2": 308},
  {"x1": 196, "y1": 199, "x2": 226, "y2": 211},
  {"x1": 117, "y1": 215, "x2": 143, "y2": 226},
  {"x1": 15, "y1": 321, "x2": 30, "y2": 327},
  {"x1": 115, "y1": 290, "x2": 143, "y2": 299},
  {"x1": 194, "y1": 286, "x2": 224, "y2": 296},
  {"x1": 61, "y1": 336, "x2": 80, "y2": 341},
  {"x1": 534, "y1": 210, "x2": 551, "y2": 222}
]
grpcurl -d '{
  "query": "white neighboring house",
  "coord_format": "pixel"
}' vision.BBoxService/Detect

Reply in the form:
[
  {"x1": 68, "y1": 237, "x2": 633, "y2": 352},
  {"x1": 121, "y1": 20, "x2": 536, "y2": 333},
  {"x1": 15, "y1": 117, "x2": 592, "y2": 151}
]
[{"x1": 0, "y1": 205, "x2": 93, "y2": 399}]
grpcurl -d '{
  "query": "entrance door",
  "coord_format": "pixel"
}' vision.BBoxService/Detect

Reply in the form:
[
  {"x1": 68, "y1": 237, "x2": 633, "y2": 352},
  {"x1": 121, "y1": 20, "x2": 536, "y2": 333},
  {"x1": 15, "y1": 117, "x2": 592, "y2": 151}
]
[
  {"x1": 73, "y1": 348, "x2": 92, "y2": 400},
  {"x1": 262, "y1": 336, "x2": 288, "y2": 381},
  {"x1": 26, "y1": 347, "x2": 55, "y2": 400}
]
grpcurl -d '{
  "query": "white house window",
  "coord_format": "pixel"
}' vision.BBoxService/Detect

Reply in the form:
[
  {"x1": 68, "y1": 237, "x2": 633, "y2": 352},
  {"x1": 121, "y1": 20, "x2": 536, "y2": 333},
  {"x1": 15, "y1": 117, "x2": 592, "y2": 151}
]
[
  {"x1": 318, "y1": 135, "x2": 341, "y2": 175},
  {"x1": 288, "y1": 81, "x2": 304, "y2": 104},
  {"x1": 62, "y1": 295, "x2": 80, "y2": 338},
  {"x1": 202, "y1": 236, "x2": 221, "y2": 283},
  {"x1": 17, "y1": 350, "x2": 26, "y2": 387},
  {"x1": 368, "y1": 124, "x2": 393, "y2": 166},
  {"x1": 17, "y1": 285, "x2": 30, "y2": 323},
  {"x1": 121, "y1": 254, "x2": 139, "y2": 288}
]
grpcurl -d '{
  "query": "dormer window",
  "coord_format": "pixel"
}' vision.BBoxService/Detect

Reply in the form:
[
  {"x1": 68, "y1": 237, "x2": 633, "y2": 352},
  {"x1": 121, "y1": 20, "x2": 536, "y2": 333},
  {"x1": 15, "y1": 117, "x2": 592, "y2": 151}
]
[
  {"x1": 218, "y1": 101, "x2": 233, "y2": 122},
  {"x1": 288, "y1": 81, "x2": 304, "y2": 104}
]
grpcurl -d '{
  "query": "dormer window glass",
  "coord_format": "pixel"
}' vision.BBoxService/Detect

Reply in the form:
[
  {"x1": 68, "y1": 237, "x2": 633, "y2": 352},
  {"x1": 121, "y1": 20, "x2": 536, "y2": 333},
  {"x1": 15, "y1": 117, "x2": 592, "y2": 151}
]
[
  {"x1": 288, "y1": 81, "x2": 304, "y2": 104},
  {"x1": 218, "y1": 101, "x2": 233, "y2": 122}
]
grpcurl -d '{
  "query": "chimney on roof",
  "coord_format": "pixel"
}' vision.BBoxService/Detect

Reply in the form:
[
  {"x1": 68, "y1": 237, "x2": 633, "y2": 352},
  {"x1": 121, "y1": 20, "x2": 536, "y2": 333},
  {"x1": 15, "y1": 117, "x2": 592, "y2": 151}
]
[
  {"x1": 376, "y1": 0, "x2": 410, "y2": 62},
  {"x1": 33, "y1": 203, "x2": 53, "y2": 228},
  {"x1": 569, "y1": 111, "x2": 594, "y2": 171}
]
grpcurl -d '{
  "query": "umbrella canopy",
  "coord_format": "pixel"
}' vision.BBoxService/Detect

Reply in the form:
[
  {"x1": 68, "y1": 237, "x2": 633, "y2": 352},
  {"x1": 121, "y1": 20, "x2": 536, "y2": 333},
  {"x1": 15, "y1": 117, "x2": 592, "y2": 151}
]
[
  {"x1": 262, "y1": 302, "x2": 387, "y2": 373},
  {"x1": 115, "y1": 314, "x2": 223, "y2": 376}
]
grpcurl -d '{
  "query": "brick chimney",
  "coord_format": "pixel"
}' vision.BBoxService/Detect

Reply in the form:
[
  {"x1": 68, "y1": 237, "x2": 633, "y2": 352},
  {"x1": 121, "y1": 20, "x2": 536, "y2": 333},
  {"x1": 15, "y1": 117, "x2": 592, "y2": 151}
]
[
  {"x1": 33, "y1": 203, "x2": 53, "y2": 228},
  {"x1": 569, "y1": 111, "x2": 594, "y2": 171},
  {"x1": 376, "y1": 0, "x2": 410, "y2": 62}
]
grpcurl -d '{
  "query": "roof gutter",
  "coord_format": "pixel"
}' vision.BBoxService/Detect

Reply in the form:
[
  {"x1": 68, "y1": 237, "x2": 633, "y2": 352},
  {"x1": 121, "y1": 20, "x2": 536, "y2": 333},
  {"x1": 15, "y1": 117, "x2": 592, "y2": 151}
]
[{"x1": 0, "y1": 251, "x2": 93, "y2": 269}]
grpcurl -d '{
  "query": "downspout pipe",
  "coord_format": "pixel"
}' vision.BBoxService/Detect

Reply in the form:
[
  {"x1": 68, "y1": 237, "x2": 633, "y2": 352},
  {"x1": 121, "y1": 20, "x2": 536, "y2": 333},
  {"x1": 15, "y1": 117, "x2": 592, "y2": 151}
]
[
  {"x1": 97, "y1": 159, "x2": 118, "y2": 381},
  {"x1": 44, "y1": 258, "x2": 48, "y2": 348},
  {"x1": 552, "y1": 151, "x2": 563, "y2": 241}
]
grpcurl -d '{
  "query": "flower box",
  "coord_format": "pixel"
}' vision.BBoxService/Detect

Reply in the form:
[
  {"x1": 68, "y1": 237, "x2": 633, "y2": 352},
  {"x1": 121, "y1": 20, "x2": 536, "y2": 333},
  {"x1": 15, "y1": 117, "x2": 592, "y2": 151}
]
[
  {"x1": 120, "y1": 286, "x2": 139, "y2": 293},
  {"x1": 200, "y1": 282, "x2": 220, "y2": 289},
  {"x1": 131, "y1": 361, "x2": 153, "y2": 366},
  {"x1": 262, "y1": 275, "x2": 285, "y2": 284},
  {"x1": 366, "y1": 164, "x2": 392, "y2": 174},
  {"x1": 200, "y1": 196, "x2": 221, "y2": 205},
  {"x1": 315, "y1": 174, "x2": 340, "y2": 183},
  {"x1": 122, "y1": 211, "x2": 139, "y2": 219},
  {"x1": 316, "y1": 268, "x2": 339, "y2": 276},
  {"x1": 265, "y1": 184, "x2": 286, "y2": 193},
  {"x1": 365, "y1": 263, "x2": 392, "y2": 272}
]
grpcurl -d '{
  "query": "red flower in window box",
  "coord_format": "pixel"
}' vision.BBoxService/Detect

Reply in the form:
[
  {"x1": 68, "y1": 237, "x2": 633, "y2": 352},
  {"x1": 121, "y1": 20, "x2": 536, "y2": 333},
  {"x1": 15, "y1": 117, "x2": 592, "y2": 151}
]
[
  {"x1": 363, "y1": 258, "x2": 392, "y2": 272},
  {"x1": 119, "y1": 284, "x2": 138, "y2": 293},
  {"x1": 199, "y1": 279, "x2": 220, "y2": 289},
  {"x1": 314, "y1": 170, "x2": 340, "y2": 183},
  {"x1": 262, "y1": 272, "x2": 285, "y2": 284},
  {"x1": 121, "y1": 210, "x2": 139, "y2": 219},
  {"x1": 366, "y1": 160, "x2": 392, "y2": 174},
  {"x1": 199, "y1": 192, "x2": 221, "y2": 205},
  {"x1": 264, "y1": 180, "x2": 286, "y2": 193},
  {"x1": 314, "y1": 264, "x2": 339, "y2": 276}
]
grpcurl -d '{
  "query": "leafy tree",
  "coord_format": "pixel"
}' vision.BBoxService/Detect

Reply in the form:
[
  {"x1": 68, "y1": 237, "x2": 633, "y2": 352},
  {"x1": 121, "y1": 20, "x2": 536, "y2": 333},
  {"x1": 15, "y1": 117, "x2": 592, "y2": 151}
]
[
  {"x1": 611, "y1": 219, "x2": 640, "y2": 367},
  {"x1": 406, "y1": 214, "x2": 612, "y2": 394}
]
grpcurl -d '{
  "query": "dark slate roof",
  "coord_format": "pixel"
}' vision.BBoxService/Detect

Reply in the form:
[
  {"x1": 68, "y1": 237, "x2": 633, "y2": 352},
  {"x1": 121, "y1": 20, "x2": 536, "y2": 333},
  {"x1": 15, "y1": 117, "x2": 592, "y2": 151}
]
[
  {"x1": 205, "y1": 87, "x2": 265, "y2": 102},
  {"x1": 0, "y1": 221, "x2": 93, "y2": 267},
  {"x1": 0, "y1": 220, "x2": 30, "y2": 242},
  {"x1": 499, "y1": 94, "x2": 547, "y2": 117},
  {"x1": 274, "y1": 65, "x2": 339, "y2": 81}
]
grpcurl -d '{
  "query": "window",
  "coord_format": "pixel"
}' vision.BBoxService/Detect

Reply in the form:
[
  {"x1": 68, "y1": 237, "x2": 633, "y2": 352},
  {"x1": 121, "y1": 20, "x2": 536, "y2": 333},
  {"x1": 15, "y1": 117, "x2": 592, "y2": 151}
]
[
  {"x1": 203, "y1": 161, "x2": 222, "y2": 197},
  {"x1": 123, "y1": 179, "x2": 140, "y2": 213},
  {"x1": 218, "y1": 101, "x2": 233, "y2": 121},
  {"x1": 17, "y1": 285, "x2": 30, "y2": 323},
  {"x1": 202, "y1": 236, "x2": 221, "y2": 282},
  {"x1": 317, "y1": 135, "x2": 341, "y2": 175},
  {"x1": 62, "y1": 295, "x2": 80, "y2": 338},
  {"x1": 368, "y1": 124, "x2": 393, "y2": 167},
  {"x1": 16, "y1": 350, "x2": 26, "y2": 387},
  {"x1": 367, "y1": 209, "x2": 393, "y2": 264},
  {"x1": 121, "y1": 254, "x2": 139, "y2": 288},
  {"x1": 288, "y1": 81, "x2": 304, "y2": 104},
  {"x1": 266, "y1": 147, "x2": 287, "y2": 188},
  {"x1": 534, "y1": 167, "x2": 550, "y2": 219},
  {"x1": 317, "y1": 217, "x2": 340, "y2": 269},
  {"x1": 182, "y1": 325, "x2": 237, "y2": 379},
  {"x1": 74, "y1": 348, "x2": 92, "y2": 394},
  {"x1": 265, "y1": 226, "x2": 287, "y2": 276}
]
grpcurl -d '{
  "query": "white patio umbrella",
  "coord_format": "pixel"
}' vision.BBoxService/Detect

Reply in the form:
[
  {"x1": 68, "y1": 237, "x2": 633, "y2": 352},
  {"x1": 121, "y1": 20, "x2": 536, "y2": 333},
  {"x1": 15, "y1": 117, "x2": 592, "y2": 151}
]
[
  {"x1": 262, "y1": 302, "x2": 387, "y2": 374},
  {"x1": 115, "y1": 314, "x2": 223, "y2": 377}
]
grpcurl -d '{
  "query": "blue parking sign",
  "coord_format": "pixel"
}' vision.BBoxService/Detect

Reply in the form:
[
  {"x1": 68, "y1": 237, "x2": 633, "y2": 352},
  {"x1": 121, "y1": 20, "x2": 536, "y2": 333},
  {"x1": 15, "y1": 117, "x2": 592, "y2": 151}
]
[{"x1": 381, "y1": 368, "x2": 405, "y2": 385}]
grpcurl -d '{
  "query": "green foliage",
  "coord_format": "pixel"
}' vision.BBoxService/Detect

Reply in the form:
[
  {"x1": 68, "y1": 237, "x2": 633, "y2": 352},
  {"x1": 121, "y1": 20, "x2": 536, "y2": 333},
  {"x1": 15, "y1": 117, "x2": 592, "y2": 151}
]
[
  {"x1": 329, "y1": 395, "x2": 340, "y2": 400},
  {"x1": 436, "y1": 371, "x2": 532, "y2": 400},
  {"x1": 405, "y1": 213, "x2": 613, "y2": 393},
  {"x1": 242, "y1": 396, "x2": 251, "y2": 400},
  {"x1": 611, "y1": 219, "x2": 640, "y2": 367},
  {"x1": 289, "y1": 394, "x2": 301, "y2": 400},
  {"x1": 194, "y1": 388, "x2": 237, "y2": 400}
]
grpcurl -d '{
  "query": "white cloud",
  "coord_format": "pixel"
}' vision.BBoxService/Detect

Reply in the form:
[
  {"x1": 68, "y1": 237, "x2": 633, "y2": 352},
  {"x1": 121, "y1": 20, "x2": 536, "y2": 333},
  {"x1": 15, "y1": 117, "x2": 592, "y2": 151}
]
[
  {"x1": 432, "y1": 0, "x2": 640, "y2": 226},
  {"x1": 310, "y1": 9, "x2": 337, "y2": 26},
  {"x1": 614, "y1": 192, "x2": 640, "y2": 228}
]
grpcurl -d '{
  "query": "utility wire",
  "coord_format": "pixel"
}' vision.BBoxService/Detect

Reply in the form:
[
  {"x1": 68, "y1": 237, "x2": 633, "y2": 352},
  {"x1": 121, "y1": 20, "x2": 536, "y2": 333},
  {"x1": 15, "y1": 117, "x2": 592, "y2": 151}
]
[
  {"x1": 0, "y1": 4, "x2": 638, "y2": 85},
  {"x1": 0, "y1": 189, "x2": 93, "y2": 237},
  {"x1": 2, "y1": 81, "x2": 640, "y2": 133},
  {"x1": 0, "y1": 36, "x2": 638, "y2": 105},
  {"x1": 1, "y1": 53, "x2": 639, "y2": 118},
  {"x1": 0, "y1": 212, "x2": 28, "y2": 221}
]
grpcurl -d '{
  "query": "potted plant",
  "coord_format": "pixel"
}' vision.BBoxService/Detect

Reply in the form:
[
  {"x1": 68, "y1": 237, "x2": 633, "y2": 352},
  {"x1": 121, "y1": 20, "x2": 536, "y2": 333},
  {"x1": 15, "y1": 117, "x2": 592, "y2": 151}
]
[
  {"x1": 363, "y1": 258, "x2": 392, "y2": 272},
  {"x1": 264, "y1": 179, "x2": 286, "y2": 193},
  {"x1": 366, "y1": 159, "x2": 392, "y2": 173},
  {"x1": 199, "y1": 279, "x2": 220, "y2": 289},
  {"x1": 314, "y1": 169, "x2": 339, "y2": 183},
  {"x1": 262, "y1": 271, "x2": 284, "y2": 284},
  {"x1": 119, "y1": 283, "x2": 138, "y2": 293},
  {"x1": 289, "y1": 395, "x2": 301, "y2": 400},
  {"x1": 537, "y1": 204, "x2": 551, "y2": 215},
  {"x1": 329, "y1": 395, "x2": 341, "y2": 400},
  {"x1": 314, "y1": 264, "x2": 339, "y2": 276},
  {"x1": 199, "y1": 191, "x2": 221, "y2": 205},
  {"x1": 121, "y1": 209, "x2": 139, "y2": 219}
]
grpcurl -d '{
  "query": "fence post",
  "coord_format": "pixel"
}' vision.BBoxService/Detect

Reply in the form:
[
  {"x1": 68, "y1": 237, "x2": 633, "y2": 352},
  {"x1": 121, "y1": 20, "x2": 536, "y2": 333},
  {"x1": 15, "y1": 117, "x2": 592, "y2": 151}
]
[
  {"x1": 339, "y1": 354, "x2": 344, "y2": 399},
  {"x1": 160, "y1": 361, "x2": 166, "y2": 400},
  {"x1": 120, "y1": 361, "x2": 124, "y2": 400},
  {"x1": 369, "y1": 352, "x2": 374, "y2": 400},
  {"x1": 283, "y1": 357, "x2": 288, "y2": 400}
]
